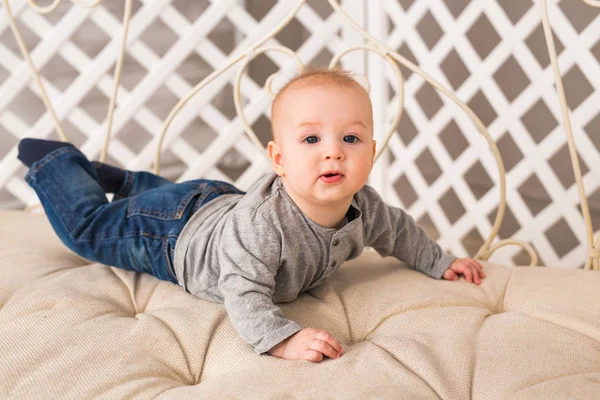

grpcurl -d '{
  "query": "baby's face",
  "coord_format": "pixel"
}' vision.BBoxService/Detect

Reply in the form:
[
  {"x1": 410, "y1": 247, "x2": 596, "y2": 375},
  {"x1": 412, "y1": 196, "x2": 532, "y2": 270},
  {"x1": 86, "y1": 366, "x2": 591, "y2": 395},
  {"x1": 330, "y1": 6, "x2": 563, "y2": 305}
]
[{"x1": 268, "y1": 82, "x2": 376, "y2": 207}]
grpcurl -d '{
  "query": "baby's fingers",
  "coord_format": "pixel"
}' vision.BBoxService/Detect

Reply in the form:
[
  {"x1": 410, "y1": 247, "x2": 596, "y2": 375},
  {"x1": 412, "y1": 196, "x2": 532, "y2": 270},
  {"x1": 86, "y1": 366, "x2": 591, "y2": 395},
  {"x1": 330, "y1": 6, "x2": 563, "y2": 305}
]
[
  {"x1": 462, "y1": 266, "x2": 474, "y2": 283},
  {"x1": 472, "y1": 267, "x2": 481, "y2": 284},
  {"x1": 443, "y1": 269, "x2": 459, "y2": 281},
  {"x1": 467, "y1": 260, "x2": 485, "y2": 283},
  {"x1": 315, "y1": 331, "x2": 344, "y2": 356},
  {"x1": 309, "y1": 339, "x2": 341, "y2": 360},
  {"x1": 304, "y1": 349, "x2": 324, "y2": 363},
  {"x1": 473, "y1": 260, "x2": 486, "y2": 278}
]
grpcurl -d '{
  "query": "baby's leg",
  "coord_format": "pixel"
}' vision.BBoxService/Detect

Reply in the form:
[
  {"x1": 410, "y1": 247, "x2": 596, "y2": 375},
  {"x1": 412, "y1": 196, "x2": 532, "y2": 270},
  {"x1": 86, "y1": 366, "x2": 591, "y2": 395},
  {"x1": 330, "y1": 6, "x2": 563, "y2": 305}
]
[
  {"x1": 19, "y1": 138, "x2": 174, "y2": 199},
  {"x1": 21, "y1": 141, "x2": 181, "y2": 283}
]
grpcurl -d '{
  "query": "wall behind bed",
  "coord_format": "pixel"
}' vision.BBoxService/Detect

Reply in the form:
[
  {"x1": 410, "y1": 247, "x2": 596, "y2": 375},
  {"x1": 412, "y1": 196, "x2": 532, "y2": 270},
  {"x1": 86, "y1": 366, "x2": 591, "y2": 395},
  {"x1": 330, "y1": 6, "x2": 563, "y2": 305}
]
[{"x1": 0, "y1": 0, "x2": 598, "y2": 268}]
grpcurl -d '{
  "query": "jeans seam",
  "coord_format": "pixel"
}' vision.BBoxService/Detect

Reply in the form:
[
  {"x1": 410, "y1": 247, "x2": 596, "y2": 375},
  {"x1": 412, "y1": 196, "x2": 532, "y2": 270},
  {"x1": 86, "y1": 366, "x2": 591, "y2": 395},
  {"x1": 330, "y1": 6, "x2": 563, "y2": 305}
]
[
  {"x1": 141, "y1": 232, "x2": 178, "y2": 240},
  {"x1": 74, "y1": 232, "x2": 146, "y2": 243}
]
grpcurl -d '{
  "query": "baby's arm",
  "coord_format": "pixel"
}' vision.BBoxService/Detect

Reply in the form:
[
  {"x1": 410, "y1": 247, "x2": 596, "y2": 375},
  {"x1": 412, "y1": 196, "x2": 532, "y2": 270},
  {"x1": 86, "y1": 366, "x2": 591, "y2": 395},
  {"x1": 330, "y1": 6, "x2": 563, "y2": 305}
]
[
  {"x1": 359, "y1": 185, "x2": 453, "y2": 278},
  {"x1": 219, "y1": 271, "x2": 302, "y2": 354},
  {"x1": 218, "y1": 211, "x2": 344, "y2": 360},
  {"x1": 360, "y1": 186, "x2": 486, "y2": 283},
  {"x1": 220, "y1": 268, "x2": 344, "y2": 361}
]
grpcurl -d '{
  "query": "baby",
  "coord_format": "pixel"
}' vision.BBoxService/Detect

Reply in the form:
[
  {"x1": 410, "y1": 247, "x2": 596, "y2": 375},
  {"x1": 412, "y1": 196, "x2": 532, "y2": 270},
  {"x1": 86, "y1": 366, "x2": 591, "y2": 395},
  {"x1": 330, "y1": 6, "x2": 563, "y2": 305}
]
[{"x1": 17, "y1": 67, "x2": 485, "y2": 363}]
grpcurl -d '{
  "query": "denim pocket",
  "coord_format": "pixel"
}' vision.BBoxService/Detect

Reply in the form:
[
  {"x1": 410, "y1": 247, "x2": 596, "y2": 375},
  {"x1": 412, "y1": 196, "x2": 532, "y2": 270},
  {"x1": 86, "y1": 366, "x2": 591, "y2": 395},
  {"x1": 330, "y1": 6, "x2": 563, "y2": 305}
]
[{"x1": 127, "y1": 182, "x2": 207, "y2": 221}]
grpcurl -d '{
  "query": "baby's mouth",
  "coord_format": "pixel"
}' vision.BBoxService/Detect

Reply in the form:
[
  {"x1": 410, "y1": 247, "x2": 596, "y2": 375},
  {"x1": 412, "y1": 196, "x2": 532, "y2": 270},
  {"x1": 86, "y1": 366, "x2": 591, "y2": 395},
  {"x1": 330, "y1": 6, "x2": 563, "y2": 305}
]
[{"x1": 320, "y1": 172, "x2": 344, "y2": 184}]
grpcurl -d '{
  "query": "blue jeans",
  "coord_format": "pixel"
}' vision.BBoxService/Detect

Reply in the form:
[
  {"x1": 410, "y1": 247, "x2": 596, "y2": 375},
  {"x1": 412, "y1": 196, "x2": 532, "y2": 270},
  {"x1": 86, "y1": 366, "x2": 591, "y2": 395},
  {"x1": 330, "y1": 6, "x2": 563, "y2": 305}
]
[{"x1": 25, "y1": 146, "x2": 244, "y2": 284}]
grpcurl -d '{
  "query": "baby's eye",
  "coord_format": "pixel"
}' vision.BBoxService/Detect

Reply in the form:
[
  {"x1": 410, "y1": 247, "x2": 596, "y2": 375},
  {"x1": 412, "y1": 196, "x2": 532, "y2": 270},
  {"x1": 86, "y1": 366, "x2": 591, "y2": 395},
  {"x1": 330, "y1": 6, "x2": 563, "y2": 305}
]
[
  {"x1": 304, "y1": 136, "x2": 319, "y2": 144},
  {"x1": 343, "y1": 135, "x2": 360, "y2": 143}
]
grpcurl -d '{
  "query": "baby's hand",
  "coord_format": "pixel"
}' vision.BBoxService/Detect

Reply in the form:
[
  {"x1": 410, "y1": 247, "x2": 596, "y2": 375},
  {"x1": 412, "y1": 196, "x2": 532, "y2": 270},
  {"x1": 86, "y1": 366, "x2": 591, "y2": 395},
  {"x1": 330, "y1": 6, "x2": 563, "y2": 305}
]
[
  {"x1": 443, "y1": 258, "x2": 486, "y2": 285},
  {"x1": 268, "y1": 328, "x2": 344, "y2": 362}
]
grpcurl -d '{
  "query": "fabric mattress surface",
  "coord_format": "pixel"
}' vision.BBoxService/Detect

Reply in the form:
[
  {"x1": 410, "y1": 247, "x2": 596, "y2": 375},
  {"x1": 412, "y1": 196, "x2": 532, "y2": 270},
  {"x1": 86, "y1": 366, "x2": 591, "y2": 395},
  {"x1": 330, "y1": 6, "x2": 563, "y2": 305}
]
[{"x1": 1, "y1": 211, "x2": 599, "y2": 399}]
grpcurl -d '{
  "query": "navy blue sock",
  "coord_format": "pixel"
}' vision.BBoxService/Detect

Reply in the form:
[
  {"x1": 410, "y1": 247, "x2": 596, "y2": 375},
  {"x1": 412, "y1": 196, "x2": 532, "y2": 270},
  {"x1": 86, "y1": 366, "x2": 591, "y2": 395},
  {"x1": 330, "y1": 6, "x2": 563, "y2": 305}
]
[
  {"x1": 91, "y1": 161, "x2": 126, "y2": 194},
  {"x1": 17, "y1": 138, "x2": 74, "y2": 167}
]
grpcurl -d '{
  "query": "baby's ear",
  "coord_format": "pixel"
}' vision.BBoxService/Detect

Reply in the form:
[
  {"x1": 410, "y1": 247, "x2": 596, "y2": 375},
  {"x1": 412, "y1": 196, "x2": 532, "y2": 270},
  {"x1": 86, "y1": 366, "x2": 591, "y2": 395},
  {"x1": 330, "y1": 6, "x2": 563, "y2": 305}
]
[
  {"x1": 371, "y1": 139, "x2": 377, "y2": 164},
  {"x1": 268, "y1": 141, "x2": 285, "y2": 176}
]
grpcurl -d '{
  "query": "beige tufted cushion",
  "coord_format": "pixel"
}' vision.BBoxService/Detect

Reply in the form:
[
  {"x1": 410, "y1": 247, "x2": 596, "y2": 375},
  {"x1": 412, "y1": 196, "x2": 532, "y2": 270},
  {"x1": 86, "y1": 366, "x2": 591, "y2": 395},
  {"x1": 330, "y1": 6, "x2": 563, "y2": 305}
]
[{"x1": 1, "y1": 210, "x2": 599, "y2": 399}]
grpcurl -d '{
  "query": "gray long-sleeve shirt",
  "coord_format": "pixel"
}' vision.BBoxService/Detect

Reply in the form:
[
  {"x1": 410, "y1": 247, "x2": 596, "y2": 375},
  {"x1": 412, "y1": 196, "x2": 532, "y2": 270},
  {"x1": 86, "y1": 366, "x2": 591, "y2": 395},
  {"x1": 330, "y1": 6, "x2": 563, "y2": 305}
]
[{"x1": 174, "y1": 172, "x2": 455, "y2": 354}]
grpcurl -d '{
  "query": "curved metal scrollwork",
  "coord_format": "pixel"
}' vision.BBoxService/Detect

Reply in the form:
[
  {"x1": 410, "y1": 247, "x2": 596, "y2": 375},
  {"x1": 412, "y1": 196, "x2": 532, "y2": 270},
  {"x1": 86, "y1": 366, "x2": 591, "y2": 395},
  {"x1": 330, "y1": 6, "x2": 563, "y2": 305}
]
[
  {"x1": 540, "y1": 0, "x2": 600, "y2": 270},
  {"x1": 3, "y1": 0, "x2": 132, "y2": 163}
]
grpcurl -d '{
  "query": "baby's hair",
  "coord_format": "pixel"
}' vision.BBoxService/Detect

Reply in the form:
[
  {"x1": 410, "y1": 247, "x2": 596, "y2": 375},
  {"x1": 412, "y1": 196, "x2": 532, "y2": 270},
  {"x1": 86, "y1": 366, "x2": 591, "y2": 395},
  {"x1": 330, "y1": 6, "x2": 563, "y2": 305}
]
[{"x1": 270, "y1": 67, "x2": 370, "y2": 140}]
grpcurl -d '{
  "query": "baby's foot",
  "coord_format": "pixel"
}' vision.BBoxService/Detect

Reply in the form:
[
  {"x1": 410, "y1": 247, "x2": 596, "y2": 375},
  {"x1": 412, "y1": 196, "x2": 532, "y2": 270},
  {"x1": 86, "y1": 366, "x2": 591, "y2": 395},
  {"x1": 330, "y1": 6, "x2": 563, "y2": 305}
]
[
  {"x1": 91, "y1": 161, "x2": 126, "y2": 194},
  {"x1": 17, "y1": 138, "x2": 74, "y2": 167}
]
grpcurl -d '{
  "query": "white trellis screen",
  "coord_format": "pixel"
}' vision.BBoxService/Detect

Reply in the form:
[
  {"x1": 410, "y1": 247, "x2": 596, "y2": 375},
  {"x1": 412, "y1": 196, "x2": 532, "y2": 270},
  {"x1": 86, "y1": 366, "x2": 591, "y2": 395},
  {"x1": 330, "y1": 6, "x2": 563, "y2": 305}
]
[
  {"x1": 373, "y1": 0, "x2": 600, "y2": 269},
  {"x1": 0, "y1": 0, "x2": 599, "y2": 269}
]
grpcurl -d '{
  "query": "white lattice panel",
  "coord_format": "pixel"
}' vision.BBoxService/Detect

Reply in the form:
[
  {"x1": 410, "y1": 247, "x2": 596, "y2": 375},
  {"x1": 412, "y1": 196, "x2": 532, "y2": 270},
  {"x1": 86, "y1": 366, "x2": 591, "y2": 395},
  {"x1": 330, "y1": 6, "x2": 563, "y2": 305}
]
[
  {"x1": 0, "y1": 0, "x2": 599, "y2": 268},
  {"x1": 377, "y1": 0, "x2": 600, "y2": 267}
]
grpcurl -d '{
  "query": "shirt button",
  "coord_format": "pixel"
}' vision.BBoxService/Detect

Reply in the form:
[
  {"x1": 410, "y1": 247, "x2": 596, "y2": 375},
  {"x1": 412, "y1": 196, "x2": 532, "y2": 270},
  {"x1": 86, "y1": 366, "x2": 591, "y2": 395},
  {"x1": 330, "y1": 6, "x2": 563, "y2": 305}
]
[
  {"x1": 331, "y1": 261, "x2": 337, "y2": 267},
  {"x1": 333, "y1": 240, "x2": 340, "y2": 246}
]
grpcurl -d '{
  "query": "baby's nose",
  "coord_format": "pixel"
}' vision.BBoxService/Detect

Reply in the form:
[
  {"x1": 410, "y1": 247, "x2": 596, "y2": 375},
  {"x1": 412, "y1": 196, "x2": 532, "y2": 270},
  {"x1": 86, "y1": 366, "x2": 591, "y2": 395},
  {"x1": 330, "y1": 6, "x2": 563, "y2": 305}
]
[{"x1": 323, "y1": 145, "x2": 343, "y2": 160}]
